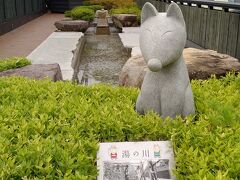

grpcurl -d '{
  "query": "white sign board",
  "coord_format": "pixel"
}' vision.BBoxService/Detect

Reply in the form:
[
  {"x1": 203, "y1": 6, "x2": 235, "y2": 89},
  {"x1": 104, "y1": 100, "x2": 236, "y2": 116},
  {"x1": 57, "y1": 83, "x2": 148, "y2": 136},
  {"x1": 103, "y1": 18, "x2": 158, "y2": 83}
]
[{"x1": 97, "y1": 141, "x2": 175, "y2": 180}]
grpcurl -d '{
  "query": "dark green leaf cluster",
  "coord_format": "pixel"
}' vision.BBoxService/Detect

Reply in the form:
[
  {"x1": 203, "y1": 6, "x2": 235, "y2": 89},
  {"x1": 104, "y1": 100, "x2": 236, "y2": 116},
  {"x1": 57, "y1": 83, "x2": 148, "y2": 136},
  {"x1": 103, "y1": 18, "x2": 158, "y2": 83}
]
[
  {"x1": 0, "y1": 57, "x2": 31, "y2": 72},
  {"x1": 82, "y1": 1, "x2": 92, "y2": 6},
  {"x1": 0, "y1": 73, "x2": 240, "y2": 179},
  {"x1": 83, "y1": 5, "x2": 104, "y2": 12}
]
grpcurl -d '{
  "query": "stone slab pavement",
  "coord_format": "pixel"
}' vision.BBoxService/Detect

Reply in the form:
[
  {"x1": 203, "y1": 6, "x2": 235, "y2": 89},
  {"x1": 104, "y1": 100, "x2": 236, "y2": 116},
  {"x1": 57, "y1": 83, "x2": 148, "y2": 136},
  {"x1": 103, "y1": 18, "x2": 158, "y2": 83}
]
[
  {"x1": 119, "y1": 27, "x2": 140, "y2": 49},
  {"x1": 27, "y1": 32, "x2": 83, "y2": 80},
  {"x1": 0, "y1": 12, "x2": 64, "y2": 59}
]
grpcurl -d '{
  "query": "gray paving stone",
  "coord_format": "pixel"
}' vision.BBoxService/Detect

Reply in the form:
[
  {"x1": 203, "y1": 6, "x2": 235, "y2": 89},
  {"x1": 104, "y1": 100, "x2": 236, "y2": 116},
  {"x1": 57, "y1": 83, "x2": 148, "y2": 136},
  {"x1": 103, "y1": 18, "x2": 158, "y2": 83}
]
[{"x1": 27, "y1": 32, "x2": 83, "y2": 80}]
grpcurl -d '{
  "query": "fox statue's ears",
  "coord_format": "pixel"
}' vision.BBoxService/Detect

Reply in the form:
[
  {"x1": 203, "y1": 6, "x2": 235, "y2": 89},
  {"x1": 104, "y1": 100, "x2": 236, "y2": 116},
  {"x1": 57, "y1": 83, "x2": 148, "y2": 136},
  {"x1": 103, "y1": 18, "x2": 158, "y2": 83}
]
[
  {"x1": 141, "y1": 2, "x2": 185, "y2": 26},
  {"x1": 166, "y1": 2, "x2": 185, "y2": 25},
  {"x1": 141, "y1": 2, "x2": 158, "y2": 24}
]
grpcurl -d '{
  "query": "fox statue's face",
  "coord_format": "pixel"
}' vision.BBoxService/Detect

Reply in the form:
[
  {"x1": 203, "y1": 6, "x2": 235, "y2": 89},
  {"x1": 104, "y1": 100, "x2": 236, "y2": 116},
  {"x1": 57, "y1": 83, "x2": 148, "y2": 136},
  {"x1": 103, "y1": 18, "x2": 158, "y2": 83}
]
[{"x1": 140, "y1": 2, "x2": 186, "y2": 72}]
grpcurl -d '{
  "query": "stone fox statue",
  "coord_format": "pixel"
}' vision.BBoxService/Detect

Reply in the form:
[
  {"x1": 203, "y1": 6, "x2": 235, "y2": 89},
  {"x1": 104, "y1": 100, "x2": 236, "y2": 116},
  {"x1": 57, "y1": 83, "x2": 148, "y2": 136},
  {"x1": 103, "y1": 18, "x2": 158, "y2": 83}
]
[{"x1": 136, "y1": 2, "x2": 195, "y2": 118}]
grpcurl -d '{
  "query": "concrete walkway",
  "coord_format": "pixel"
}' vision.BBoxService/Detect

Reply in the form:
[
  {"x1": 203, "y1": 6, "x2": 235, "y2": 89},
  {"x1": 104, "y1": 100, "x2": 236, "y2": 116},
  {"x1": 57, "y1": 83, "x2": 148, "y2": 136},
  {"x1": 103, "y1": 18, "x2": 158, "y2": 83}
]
[
  {"x1": 27, "y1": 32, "x2": 83, "y2": 80},
  {"x1": 0, "y1": 12, "x2": 64, "y2": 59}
]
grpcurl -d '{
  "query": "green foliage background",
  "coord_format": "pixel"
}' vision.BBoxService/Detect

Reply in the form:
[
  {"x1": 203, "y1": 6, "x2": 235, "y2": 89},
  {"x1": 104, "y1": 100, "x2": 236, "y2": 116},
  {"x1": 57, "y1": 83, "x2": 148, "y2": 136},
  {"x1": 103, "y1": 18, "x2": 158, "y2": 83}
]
[
  {"x1": 0, "y1": 73, "x2": 240, "y2": 179},
  {"x1": 65, "y1": 0, "x2": 141, "y2": 23}
]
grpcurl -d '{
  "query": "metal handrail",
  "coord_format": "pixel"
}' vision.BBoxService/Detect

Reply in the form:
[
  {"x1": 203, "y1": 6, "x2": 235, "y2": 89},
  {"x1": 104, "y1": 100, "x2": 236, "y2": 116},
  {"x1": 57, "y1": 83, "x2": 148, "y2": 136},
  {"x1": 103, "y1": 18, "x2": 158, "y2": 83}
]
[{"x1": 157, "y1": 0, "x2": 240, "y2": 11}]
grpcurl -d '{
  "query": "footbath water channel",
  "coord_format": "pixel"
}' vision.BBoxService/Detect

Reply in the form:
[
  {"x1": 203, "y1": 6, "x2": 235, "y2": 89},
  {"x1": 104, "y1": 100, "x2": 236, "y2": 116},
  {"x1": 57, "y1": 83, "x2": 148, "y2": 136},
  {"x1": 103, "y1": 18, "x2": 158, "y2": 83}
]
[{"x1": 72, "y1": 18, "x2": 131, "y2": 85}]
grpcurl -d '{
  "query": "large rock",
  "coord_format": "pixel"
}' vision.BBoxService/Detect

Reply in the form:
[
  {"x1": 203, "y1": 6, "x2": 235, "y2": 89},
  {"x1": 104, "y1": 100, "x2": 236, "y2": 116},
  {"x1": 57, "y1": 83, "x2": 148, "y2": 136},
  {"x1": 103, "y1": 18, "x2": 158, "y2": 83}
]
[
  {"x1": 119, "y1": 48, "x2": 240, "y2": 88},
  {"x1": 119, "y1": 54, "x2": 147, "y2": 88},
  {"x1": 185, "y1": 48, "x2": 240, "y2": 79},
  {"x1": 112, "y1": 14, "x2": 138, "y2": 29},
  {"x1": 0, "y1": 64, "x2": 63, "y2": 81},
  {"x1": 55, "y1": 20, "x2": 89, "y2": 32}
]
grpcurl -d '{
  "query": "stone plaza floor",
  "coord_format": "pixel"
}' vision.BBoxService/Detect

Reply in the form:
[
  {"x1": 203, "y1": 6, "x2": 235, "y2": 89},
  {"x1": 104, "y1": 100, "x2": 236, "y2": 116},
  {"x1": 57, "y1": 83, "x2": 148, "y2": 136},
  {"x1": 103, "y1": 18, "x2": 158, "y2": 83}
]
[{"x1": 0, "y1": 12, "x2": 64, "y2": 59}]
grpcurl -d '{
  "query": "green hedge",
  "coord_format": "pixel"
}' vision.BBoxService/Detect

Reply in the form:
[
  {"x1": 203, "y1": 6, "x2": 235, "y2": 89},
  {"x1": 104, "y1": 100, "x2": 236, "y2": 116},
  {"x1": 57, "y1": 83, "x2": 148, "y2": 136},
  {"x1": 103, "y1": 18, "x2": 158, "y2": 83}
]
[
  {"x1": 110, "y1": 5, "x2": 141, "y2": 23},
  {"x1": 0, "y1": 73, "x2": 240, "y2": 179},
  {"x1": 64, "y1": 10, "x2": 72, "y2": 18},
  {"x1": 70, "y1": 7, "x2": 94, "y2": 21},
  {"x1": 65, "y1": 5, "x2": 103, "y2": 21},
  {"x1": 0, "y1": 57, "x2": 31, "y2": 72}
]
